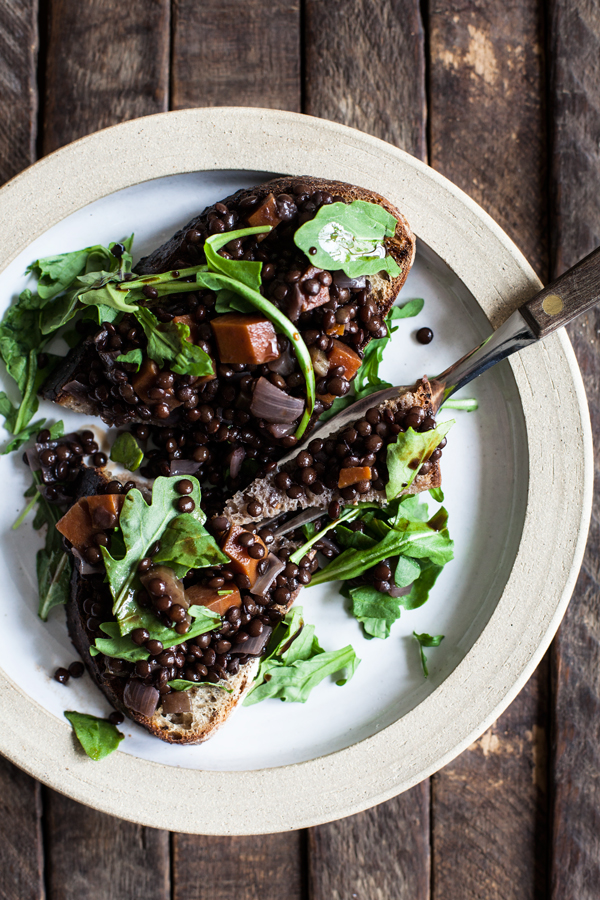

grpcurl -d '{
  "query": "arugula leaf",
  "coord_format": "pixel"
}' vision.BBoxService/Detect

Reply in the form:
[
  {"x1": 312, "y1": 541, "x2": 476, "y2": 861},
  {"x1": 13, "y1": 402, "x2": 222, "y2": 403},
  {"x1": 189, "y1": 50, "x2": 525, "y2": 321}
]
[
  {"x1": 24, "y1": 473, "x2": 72, "y2": 620},
  {"x1": 110, "y1": 432, "x2": 144, "y2": 471},
  {"x1": 153, "y1": 515, "x2": 229, "y2": 574},
  {"x1": 134, "y1": 307, "x2": 214, "y2": 378},
  {"x1": 354, "y1": 300, "x2": 424, "y2": 398},
  {"x1": 289, "y1": 506, "x2": 366, "y2": 565},
  {"x1": 64, "y1": 711, "x2": 124, "y2": 760},
  {"x1": 294, "y1": 201, "x2": 401, "y2": 278},
  {"x1": 244, "y1": 606, "x2": 359, "y2": 705},
  {"x1": 204, "y1": 227, "x2": 270, "y2": 292},
  {"x1": 310, "y1": 503, "x2": 453, "y2": 586},
  {"x1": 440, "y1": 397, "x2": 478, "y2": 412},
  {"x1": 401, "y1": 561, "x2": 444, "y2": 611},
  {"x1": 116, "y1": 348, "x2": 143, "y2": 370},
  {"x1": 349, "y1": 585, "x2": 404, "y2": 639},
  {"x1": 27, "y1": 245, "x2": 114, "y2": 301},
  {"x1": 92, "y1": 605, "x2": 220, "y2": 660},
  {"x1": 429, "y1": 487, "x2": 444, "y2": 503},
  {"x1": 100, "y1": 476, "x2": 205, "y2": 632},
  {"x1": 168, "y1": 679, "x2": 233, "y2": 693},
  {"x1": 413, "y1": 632, "x2": 444, "y2": 677},
  {"x1": 386, "y1": 421, "x2": 454, "y2": 500},
  {"x1": 214, "y1": 289, "x2": 254, "y2": 315}
]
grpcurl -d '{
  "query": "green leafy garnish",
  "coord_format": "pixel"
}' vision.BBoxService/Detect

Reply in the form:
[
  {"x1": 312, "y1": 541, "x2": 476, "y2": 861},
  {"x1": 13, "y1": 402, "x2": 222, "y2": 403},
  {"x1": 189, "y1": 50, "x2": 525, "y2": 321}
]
[
  {"x1": 347, "y1": 585, "x2": 405, "y2": 640},
  {"x1": 244, "y1": 607, "x2": 359, "y2": 705},
  {"x1": 440, "y1": 397, "x2": 478, "y2": 412},
  {"x1": 64, "y1": 711, "x2": 124, "y2": 761},
  {"x1": 0, "y1": 238, "x2": 132, "y2": 449},
  {"x1": 289, "y1": 505, "x2": 367, "y2": 565},
  {"x1": 110, "y1": 432, "x2": 144, "y2": 471},
  {"x1": 413, "y1": 632, "x2": 444, "y2": 677},
  {"x1": 168, "y1": 679, "x2": 233, "y2": 693},
  {"x1": 99, "y1": 476, "x2": 205, "y2": 632},
  {"x1": 310, "y1": 496, "x2": 453, "y2": 587},
  {"x1": 386, "y1": 421, "x2": 454, "y2": 500},
  {"x1": 91, "y1": 605, "x2": 220, "y2": 661},
  {"x1": 153, "y1": 515, "x2": 229, "y2": 576},
  {"x1": 115, "y1": 348, "x2": 143, "y2": 370},
  {"x1": 134, "y1": 307, "x2": 213, "y2": 378},
  {"x1": 21, "y1": 472, "x2": 71, "y2": 621},
  {"x1": 318, "y1": 300, "x2": 423, "y2": 422},
  {"x1": 294, "y1": 200, "x2": 401, "y2": 278}
]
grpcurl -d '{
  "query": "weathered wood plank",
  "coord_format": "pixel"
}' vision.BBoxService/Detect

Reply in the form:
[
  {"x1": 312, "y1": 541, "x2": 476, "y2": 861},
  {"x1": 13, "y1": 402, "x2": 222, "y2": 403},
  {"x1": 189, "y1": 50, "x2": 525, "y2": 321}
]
[
  {"x1": 171, "y1": 0, "x2": 301, "y2": 112},
  {"x1": 173, "y1": 832, "x2": 304, "y2": 900},
  {"x1": 0, "y1": 757, "x2": 43, "y2": 900},
  {"x1": 432, "y1": 667, "x2": 548, "y2": 900},
  {"x1": 429, "y1": 0, "x2": 547, "y2": 278},
  {"x1": 44, "y1": 789, "x2": 169, "y2": 900},
  {"x1": 429, "y1": 3, "x2": 549, "y2": 897},
  {"x1": 0, "y1": 0, "x2": 38, "y2": 184},
  {"x1": 304, "y1": 0, "x2": 427, "y2": 160},
  {"x1": 42, "y1": 0, "x2": 170, "y2": 155},
  {"x1": 308, "y1": 784, "x2": 430, "y2": 900},
  {"x1": 548, "y1": 3, "x2": 600, "y2": 898}
]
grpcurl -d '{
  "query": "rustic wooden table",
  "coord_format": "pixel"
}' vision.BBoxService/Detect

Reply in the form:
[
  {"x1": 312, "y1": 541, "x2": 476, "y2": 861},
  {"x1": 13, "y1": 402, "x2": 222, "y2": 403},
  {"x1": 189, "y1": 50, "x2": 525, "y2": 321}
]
[{"x1": 0, "y1": 1, "x2": 598, "y2": 897}]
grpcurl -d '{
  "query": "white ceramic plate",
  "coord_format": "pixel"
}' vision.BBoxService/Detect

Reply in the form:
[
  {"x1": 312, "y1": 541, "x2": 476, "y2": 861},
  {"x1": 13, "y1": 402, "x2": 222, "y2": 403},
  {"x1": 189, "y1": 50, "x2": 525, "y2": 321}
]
[{"x1": 0, "y1": 109, "x2": 591, "y2": 833}]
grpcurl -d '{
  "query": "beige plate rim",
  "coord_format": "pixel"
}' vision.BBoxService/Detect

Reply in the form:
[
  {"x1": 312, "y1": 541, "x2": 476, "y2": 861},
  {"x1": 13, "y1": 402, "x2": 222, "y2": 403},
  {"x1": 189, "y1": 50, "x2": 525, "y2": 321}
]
[{"x1": 0, "y1": 108, "x2": 592, "y2": 834}]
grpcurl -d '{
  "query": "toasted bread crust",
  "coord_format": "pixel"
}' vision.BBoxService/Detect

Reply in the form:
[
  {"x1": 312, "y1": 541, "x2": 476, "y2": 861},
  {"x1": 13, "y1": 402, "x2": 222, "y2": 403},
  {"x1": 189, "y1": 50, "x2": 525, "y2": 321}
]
[
  {"x1": 43, "y1": 176, "x2": 415, "y2": 419},
  {"x1": 226, "y1": 378, "x2": 441, "y2": 526}
]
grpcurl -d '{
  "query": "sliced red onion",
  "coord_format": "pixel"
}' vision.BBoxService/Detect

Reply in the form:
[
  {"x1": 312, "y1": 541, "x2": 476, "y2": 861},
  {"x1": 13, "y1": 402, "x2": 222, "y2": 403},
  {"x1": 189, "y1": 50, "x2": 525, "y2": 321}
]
[
  {"x1": 309, "y1": 346, "x2": 329, "y2": 378},
  {"x1": 71, "y1": 546, "x2": 104, "y2": 575},
  {"x1": 333, "y1": 272, "x2": 367, "y2": 289},
  {"x1": 265, "y1": 422, "x2": 295, "y2": 439},
  {"x1": 286, "y1": 284, "x2": 304, "y2": 322},
  {"x1": 232, "y1": 626, "x2": 272, "y2": 657},
  {"x1": 250, "y1": 377, "x2": 304, "y2": 424},
  {"x1": 250, "y1": 553, "x2": 285, "y2": 598},
  {"x1": 123, "y1": 679, "x2": 159, "y2": 717},
  {"x1": 168, "y1": 459, "x2": 201, "y2": 476},
  {"x1": 161, "y1": 691, "x2": 191, "y2": 715},
  {"x1": 388, "y1": 583, "x2": 413, "y2": 598},
  {"x1": 227, "y1": 446, "x2": 246, "y2": 479},
  {"x1": 315, "y1": 536, "x2": 340, "y2": 555},
  {"x1": 140, "y1": 565, "x2": 187, "y2": 609},
  {"x1": 61, "y1": 379, "x2": 92, "y2": 399},
  {"x1": 267, "y1": 345, "x2": 295, "y2": 376},
  {"x1": 98, "y1": 351, "x2": 120, "y2": 370}
]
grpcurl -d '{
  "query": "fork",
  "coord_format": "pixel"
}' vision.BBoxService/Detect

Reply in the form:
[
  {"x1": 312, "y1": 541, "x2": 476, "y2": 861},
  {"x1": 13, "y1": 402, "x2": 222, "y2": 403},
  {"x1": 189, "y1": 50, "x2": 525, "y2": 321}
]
[{"x1": 269, "y1": 245, "x2": 600, "y2": 536}]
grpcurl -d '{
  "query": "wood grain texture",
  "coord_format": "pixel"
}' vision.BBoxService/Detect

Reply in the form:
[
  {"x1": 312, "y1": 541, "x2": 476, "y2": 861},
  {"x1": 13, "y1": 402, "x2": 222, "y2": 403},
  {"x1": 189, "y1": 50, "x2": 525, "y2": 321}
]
[
  {"x1": 0, "y1": 757, "x2": 43, "y2": 900},
  {"x1": 42, "y1": 0, "x2": 169, "y2": 155},
  {"x1": 173, "y1": 832, "x2": 304, "y2": 900},
  {"x1": 549, "y1": 4, "x2": 600, "y2": 899},
  {"x1": 432, "y1": 667, "x2": 549, "y2": 900},
  {"x1": 429, "y1": 0, "x2": 547, "y2": 278},
  {"x1": 171, "y1": 0, "x2": 301, "y2": 112},
  {"x1": 429, "y1": 2, "x2": 549, "y2": 896},
  {"x1": 304, "y1": 0, "x2": 427, "y2": 160},
  {"x1": 308, "y1": 784, "x2": 430, "y2": 900},
  {"x1": 43, "y1": 790, "x2": 169, "y2": 900},
  {"x1": 0, "y1": 0, "x2": 38, "y2": 184}
]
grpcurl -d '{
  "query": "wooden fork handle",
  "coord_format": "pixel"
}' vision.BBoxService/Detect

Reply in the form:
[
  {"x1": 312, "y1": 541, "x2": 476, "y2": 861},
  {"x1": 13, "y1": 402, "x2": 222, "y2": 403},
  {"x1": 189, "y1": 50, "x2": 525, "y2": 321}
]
[{"x1": 519, "y1": 245, "x2": 600, "y2": 339}]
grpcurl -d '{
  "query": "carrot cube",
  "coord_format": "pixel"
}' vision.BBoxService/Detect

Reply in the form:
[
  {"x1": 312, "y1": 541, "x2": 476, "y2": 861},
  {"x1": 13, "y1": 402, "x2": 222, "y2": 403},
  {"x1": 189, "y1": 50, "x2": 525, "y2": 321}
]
[
  {"x1": 220, "y1": 525, "x2": 268, "y2": 588},
  {"x1": 185, "y1": 584, "x2": 242, "y2": 617},
  {"x1": 338, "y1": 466, "x2": 372, "y2": 488},
  {"x1": 211, "y1": 313, "x2": 279, "y2": 365}
]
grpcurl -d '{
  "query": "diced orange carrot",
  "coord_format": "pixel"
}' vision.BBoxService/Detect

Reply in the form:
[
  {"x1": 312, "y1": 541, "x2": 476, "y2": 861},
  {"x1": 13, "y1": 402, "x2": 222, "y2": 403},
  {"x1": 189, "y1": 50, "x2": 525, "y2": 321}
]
[
  {"x1": 325, "y1": 323, "x2": 345, "y2": 336},
  {"x1": 173, "y1": 315, "x2": 216, "y2": 383},
  {"x1": 220, "y1": 525, "x2": 268, "y2": 588},
  {"x1": 185, "y1": 584, "x2": 242, "y2": 617},
  {"x1": 173, "y1": 314, "x2": 199, "y2": 345},
  {"x1": 211, "y1": 313, "x2": 279, "y2": 365},
  {"x1": 299, "y1": 266, "x2": 331, "y2": 313},
  {"x1": 338, "y1": 466, "x2": 372, "y2": 488},
  {"x1": 56, "y1": 493, "x2": 125, "y2": 551},
  {"x1": 247, "y1": 193, "x2": 282, "y2": 234},
  {"x1": 327, "y1": 339, "x2": 362, "y2": 380}
]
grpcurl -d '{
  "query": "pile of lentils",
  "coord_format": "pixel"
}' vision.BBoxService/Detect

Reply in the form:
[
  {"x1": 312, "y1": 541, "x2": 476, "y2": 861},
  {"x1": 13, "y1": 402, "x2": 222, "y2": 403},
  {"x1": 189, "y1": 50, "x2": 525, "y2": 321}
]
[
  {"x1": 54, "y1": 182, "x2": 395, "y2": 498},
  {"x1": 246, "y1": 402, "x2": 445, "y2": 508},
  {"x1": 81, "y1": 509, "x2": 317, "y2": 694},
  {"x1": 31, "y1": 428, "x2": 110, "y2": 504}
]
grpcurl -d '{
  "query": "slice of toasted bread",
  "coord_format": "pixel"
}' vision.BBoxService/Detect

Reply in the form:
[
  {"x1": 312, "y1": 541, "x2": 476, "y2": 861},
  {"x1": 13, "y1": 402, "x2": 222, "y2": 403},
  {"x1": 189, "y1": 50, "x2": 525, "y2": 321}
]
[
  {"x1": 42, "y1": 176, "x2": 415, "y2": 426},
  {"x1": 226, "y1": 378, "x2": 441, "y2": 526},
  {"x1": 62, "y1": 467, "x2": 305, "y2": 744}
]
